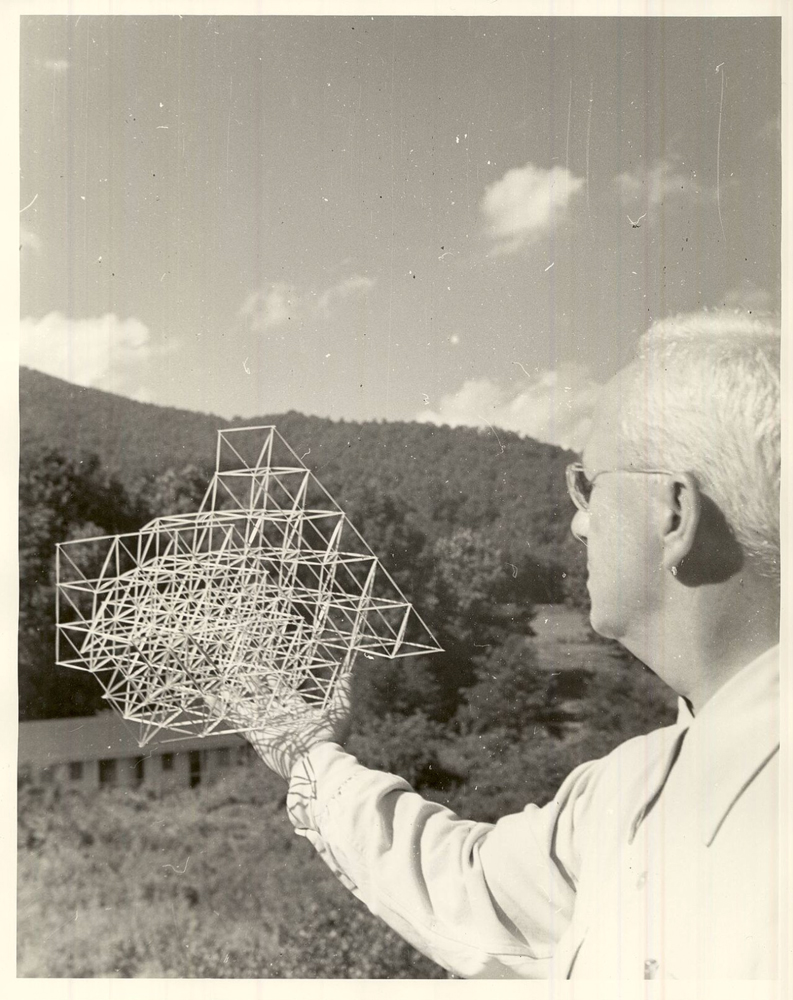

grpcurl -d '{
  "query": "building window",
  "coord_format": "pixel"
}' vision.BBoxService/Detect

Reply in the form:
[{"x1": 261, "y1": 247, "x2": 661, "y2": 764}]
[
  {"x1": 189, "y1": 750, "x2": 201, "y2": 788},
  {"x1": 69, "y1": 761, "x2": 83, "y2": 781},
  {"x1": 161, "y1": 753, "x2": 174, "y2": 772},
  {"x1": 134, "y1": 757, "x2": 145, "y2": 786},
  {"x1": 215, "y1": 747, "x2": 230, "y2": 767},
  {"x1": 98, "y1": 758, "x2": 117, "y2": 786}
]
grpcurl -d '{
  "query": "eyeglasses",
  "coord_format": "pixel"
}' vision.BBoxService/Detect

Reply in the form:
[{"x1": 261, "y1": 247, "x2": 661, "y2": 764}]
[{"x1": 565, "y1": 462, "x2": 677, "y2": 512}]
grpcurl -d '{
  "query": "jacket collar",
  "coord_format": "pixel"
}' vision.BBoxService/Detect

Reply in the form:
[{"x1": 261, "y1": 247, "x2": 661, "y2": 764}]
[
  {"x1": 628, "y1": 645, "x2": 779, "y2": 847},
  {"x1": 674, "y1": 644, "x2": 779, "y2": 846}
]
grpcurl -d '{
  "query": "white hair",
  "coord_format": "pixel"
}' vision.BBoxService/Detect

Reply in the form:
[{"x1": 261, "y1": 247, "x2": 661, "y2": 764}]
[{"x1": 618, "y1": 309, "x2": 780, "y2": 578}]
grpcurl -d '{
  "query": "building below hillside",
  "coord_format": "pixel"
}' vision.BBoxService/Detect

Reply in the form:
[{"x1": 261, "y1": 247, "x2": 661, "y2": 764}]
[{"x1": 18, "y1": 711, "x2": 256, "y2": 792}]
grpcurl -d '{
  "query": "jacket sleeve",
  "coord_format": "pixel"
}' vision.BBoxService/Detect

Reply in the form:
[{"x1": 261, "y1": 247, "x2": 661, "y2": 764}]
[{"x1": 286, "y1": 742, "x2": 600, "y2": 979}]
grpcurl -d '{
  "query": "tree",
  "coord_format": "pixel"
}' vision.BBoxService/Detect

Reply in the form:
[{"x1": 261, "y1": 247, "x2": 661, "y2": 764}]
[
  {"x1": 455, "y1": 635, "x2": 560, "y2": 736},
  {"x1": 424, "y1": 528, "x2": 535, "y2": 649},
  {"x1": 352, "y1": 528, "x2": 537, "y2": 725},
  {"x1": 134, "y1": 464, "x2": 211, "y2": 519},
  {"x1": 347, "y1": 712, "x2": 457, "y2": 791},
  {"x1": 351, "y1": 655, "x2": 447, "y2": 723},
  {"x1": 340, "y1": 485, "x2": 431, "y2": 595},
  {"x1": 19, "y1": 445, "x2": 139, "y2": 720}
]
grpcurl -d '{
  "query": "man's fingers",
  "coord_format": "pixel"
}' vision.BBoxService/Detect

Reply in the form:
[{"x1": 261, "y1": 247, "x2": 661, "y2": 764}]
[
  {"x1": 204, "y1": 692, "x2": 222, "y2": 716},
  {"x1": 205, "y1": 659, "x2": 353, "y2": 746}
]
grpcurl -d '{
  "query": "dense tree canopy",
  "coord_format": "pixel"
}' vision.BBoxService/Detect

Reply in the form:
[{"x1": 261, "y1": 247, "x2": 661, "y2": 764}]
[{"x1": 19, "y1": 445, "x2": 141, "y2": 720}]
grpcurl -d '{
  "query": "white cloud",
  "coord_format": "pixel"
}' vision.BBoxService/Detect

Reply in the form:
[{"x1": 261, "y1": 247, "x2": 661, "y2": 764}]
[
  {"x1": 616, "y1": 157, "x2": 712, "y2": 208},
  {"x1": 481, "y1": 162, "x2": 584, "y2": 254},
  {"x1": 646, "y1": 307, "x2": 780, "y2": 347},
  {"x1": 240, "y1": 273, "x2": 375, "y2": 332},
  {"x1": 721, "y1": 282, "x2": 777, "y2": 313},
  {"x1": 129, "y1": 386, "x2": 154, "y2": 404},
  {"x1": 416, "y1": 365, "x2": 603, "y2": 452},
  {"x1": 43, "y1": 58, "x2": 70, "y2": 74},
  {"x1": 238, "y1": 283, "x2": 301, "y2": 331},
  {"x1": 19, "y1": 312, "x2": 171, "y2": 396},
  {"x1": 317, "y1": 274, "x2": 375, "y2": 316}
]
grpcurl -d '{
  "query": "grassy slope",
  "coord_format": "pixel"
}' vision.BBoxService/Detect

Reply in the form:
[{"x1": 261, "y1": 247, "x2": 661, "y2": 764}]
[{"x1": 18, "y1": 764, "x2": 445, "y2": 979}]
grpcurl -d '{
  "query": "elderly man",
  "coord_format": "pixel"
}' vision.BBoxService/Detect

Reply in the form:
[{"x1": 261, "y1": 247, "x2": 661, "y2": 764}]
[{"x1": 234, "y1": 310, "x2": 781, "y2": 980}]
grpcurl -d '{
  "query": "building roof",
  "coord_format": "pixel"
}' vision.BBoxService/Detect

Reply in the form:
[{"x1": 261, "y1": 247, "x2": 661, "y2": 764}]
[{"x1": 18, "y1": 711, "x2": 247, "y2": 768}]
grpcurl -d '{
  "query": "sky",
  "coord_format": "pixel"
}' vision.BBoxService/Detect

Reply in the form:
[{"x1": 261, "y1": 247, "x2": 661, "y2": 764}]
[{"x1": 19, "y1": 14, "x2": 781, "y2": 450}]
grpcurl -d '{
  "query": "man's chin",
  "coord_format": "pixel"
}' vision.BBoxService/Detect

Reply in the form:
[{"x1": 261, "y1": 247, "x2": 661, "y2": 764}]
[{"x1": 588, "y1": 605, "x2": 621, "y2": 641}]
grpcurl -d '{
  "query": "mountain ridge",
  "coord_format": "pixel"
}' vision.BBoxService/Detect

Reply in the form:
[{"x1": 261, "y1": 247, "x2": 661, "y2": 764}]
[
  {"x1": 20, "y1": 365, "x2": 577, "y2": 493},
  {"x1": 20, "y1": 363, "x2": 586, "y2": 600}
]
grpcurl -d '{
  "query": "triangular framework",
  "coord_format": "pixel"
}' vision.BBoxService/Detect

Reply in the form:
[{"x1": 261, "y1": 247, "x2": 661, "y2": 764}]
[{"x1": 55, "y1": 426, "x2": 442, "y2": 747}]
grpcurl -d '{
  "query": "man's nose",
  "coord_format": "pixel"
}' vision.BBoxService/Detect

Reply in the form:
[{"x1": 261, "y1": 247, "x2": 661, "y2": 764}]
[{"x1": 570, "y1": 509, "x2": 589, "y2": 544}]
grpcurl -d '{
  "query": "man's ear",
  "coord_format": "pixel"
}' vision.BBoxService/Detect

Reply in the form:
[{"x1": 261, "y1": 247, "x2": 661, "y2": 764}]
[{"x1": 659, "y1": 472, "x2": 701, "y2": 573}]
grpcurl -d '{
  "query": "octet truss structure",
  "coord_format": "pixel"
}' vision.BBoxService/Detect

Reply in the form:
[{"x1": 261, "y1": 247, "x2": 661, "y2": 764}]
[{"x1": 55, "y1": 426, "x2": 442, "y2": 746}]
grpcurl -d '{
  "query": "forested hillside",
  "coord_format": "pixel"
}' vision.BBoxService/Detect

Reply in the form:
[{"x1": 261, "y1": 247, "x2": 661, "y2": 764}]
[
  {"x1": 21, "y1": 366, "x2": 581, "y2": 558},
  {"x1": 20, "y1": 367, "x2": 225, "y2": 481}
]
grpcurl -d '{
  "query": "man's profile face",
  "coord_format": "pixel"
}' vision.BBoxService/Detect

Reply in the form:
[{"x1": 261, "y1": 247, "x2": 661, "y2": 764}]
[{"x1": 574, "y1": 366, "x2": 665, "y2": 646}]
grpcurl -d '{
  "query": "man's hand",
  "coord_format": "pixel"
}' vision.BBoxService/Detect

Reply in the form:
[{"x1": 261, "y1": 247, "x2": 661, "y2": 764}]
[{"x1": 207, "y1": 672, "x2": 352, "y2": 783}]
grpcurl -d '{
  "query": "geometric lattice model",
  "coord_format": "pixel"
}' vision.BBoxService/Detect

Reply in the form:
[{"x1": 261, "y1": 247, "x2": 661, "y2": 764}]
[{"x1": 56, "y1": 426, "x2": 442, "y2": 747}]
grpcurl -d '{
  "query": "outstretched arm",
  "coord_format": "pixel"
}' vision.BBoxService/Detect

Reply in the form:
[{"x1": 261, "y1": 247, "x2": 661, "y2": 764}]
[
  {"x1": 213, "y1": 678, "x2": 591, "y2": 979},
  {"x1": 285, "y1": 741, "x2": 591, "y2": 978}
]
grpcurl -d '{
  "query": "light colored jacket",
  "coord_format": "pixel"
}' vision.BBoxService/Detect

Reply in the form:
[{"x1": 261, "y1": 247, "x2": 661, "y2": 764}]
[{"x1": 287, "y1": 646, "x2": 779, "y2": 979}]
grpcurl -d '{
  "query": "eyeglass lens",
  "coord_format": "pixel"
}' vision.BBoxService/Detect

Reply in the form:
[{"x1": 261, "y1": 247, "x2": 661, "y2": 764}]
[{"x1": 574, "y1": 467, "x2": 593, "y2": 508}]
